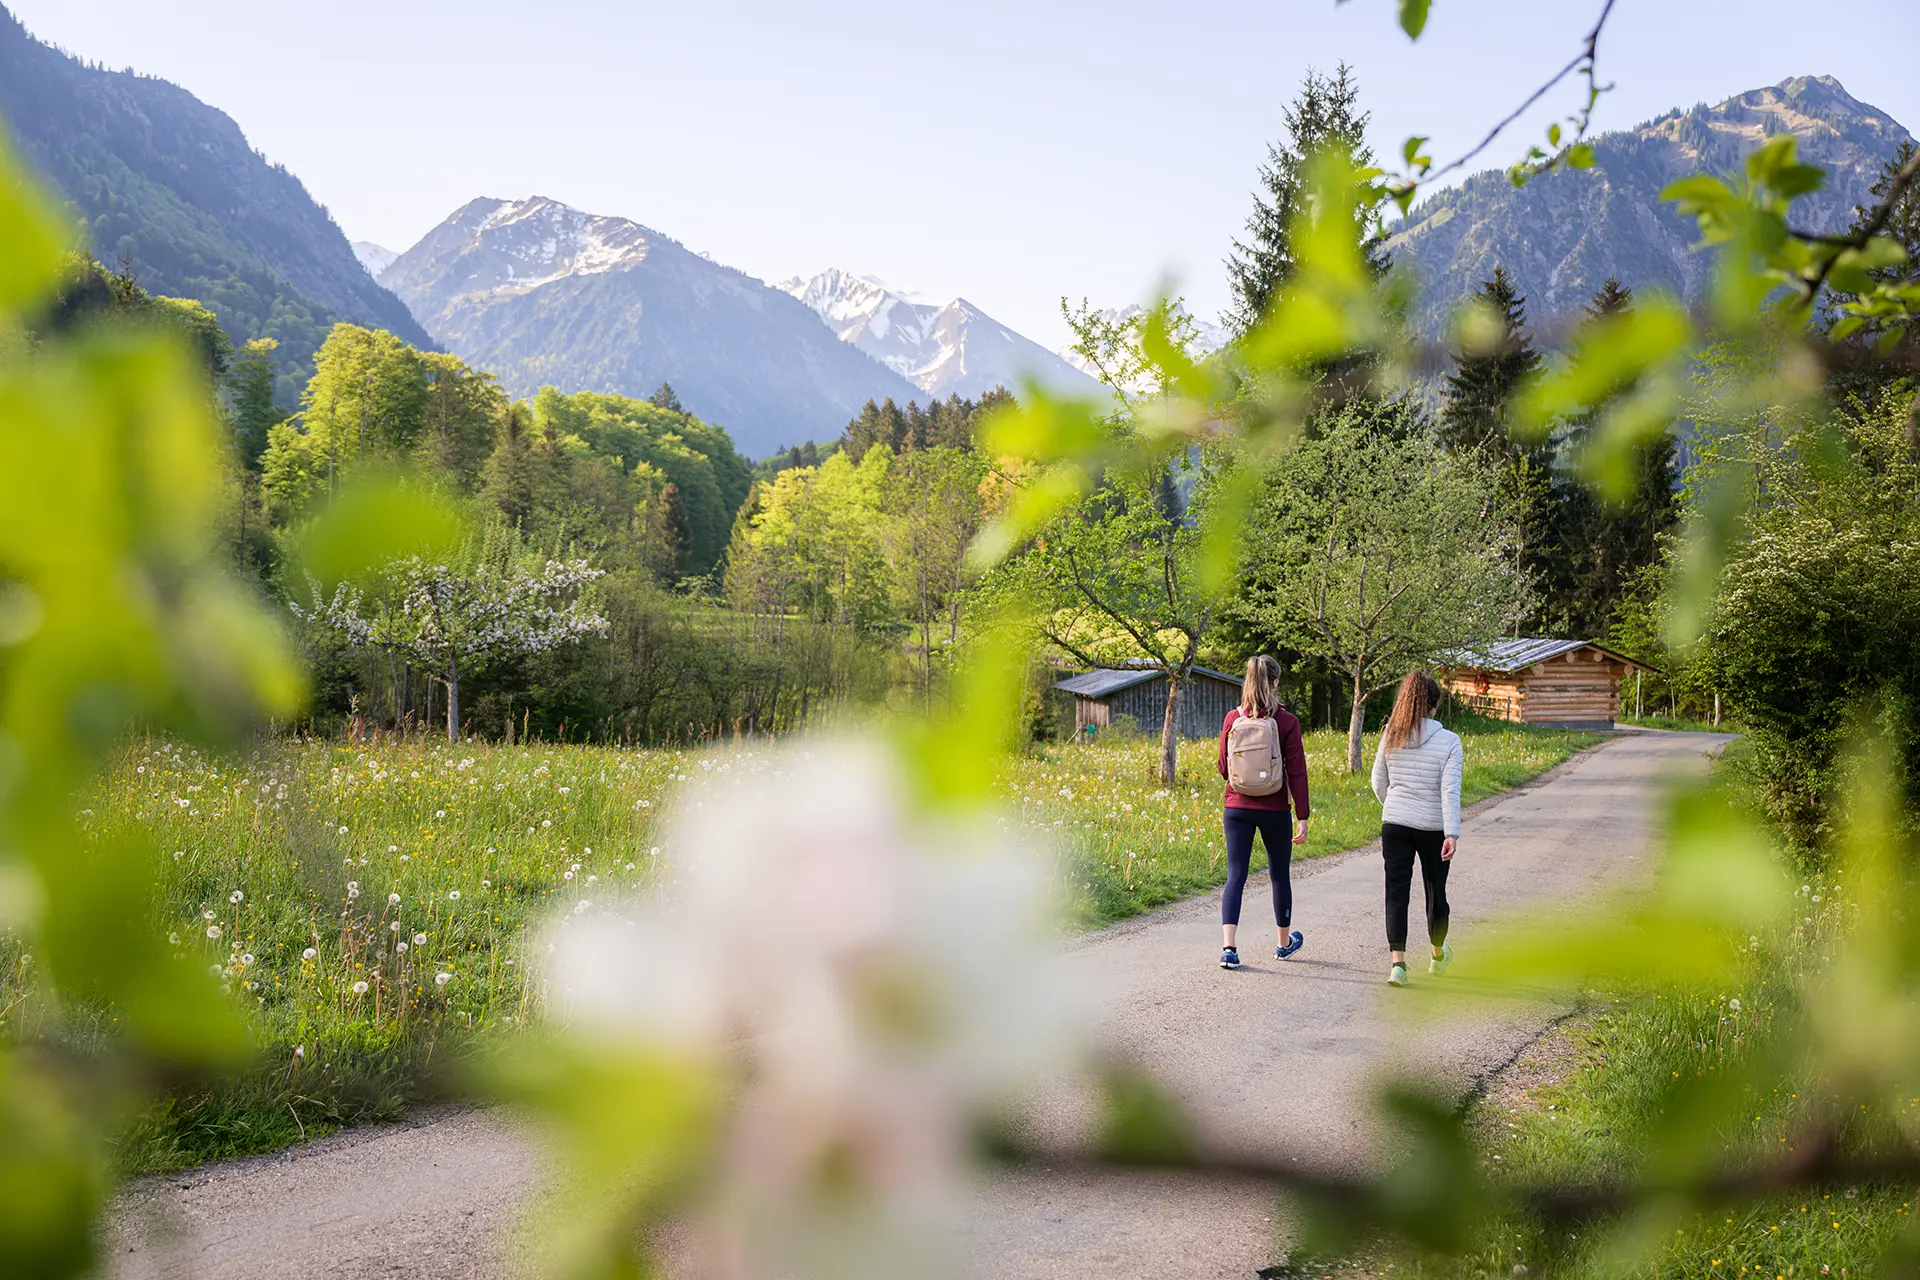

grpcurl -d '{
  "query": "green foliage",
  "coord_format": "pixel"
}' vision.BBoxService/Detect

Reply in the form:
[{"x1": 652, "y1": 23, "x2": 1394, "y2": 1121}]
[
  {"x1": 1234, "y1": 403, "x2": 1533, "y2": 770},
  {"x1": 1533, "y1": 280, "x2": 1683, "y2": 637},
  {"x1": 1697, "y1": 386, "x2": 1920, "y2": 842},
  {"x1": 0, "y1": 131, "x2": 305, "y2": 1276},
  {"x1": 33, "y1": 254, "x2": 234, "y2": 383}
]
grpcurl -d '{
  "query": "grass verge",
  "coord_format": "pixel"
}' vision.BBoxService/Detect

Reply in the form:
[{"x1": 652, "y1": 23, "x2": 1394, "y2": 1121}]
[{"x1": 1344, "y1": 741, "x2": 1920, "y2": 1280}]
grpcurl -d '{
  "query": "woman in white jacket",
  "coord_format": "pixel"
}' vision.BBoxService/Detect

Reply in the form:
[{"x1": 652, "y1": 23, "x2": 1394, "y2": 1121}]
[{"x1": 1368, "y1": 671, "x2": 1462, "y2": 988}]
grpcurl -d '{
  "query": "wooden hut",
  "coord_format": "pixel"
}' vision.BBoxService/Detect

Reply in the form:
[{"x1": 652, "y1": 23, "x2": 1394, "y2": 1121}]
[
  {"x1": 1438, "y1": 639, "x2": 1648, "y2": 730},
  {"x1": 1053, "y1": 662, "x2": 1241, "y2": 740}
]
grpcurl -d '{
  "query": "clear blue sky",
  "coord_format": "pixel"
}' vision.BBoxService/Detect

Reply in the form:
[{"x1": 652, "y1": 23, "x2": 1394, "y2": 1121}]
[{"x1": 10, "y1": 0, "x2": 1917, "y2": 346}]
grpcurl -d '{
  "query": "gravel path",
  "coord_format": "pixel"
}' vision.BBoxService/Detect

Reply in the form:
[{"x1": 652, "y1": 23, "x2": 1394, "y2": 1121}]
[{"x1": 100, "y1": 730, "x2": 1731, "y2": 1280}]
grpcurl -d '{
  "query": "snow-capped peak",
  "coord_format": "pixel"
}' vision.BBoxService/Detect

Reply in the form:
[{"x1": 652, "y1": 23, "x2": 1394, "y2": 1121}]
[
  {"x1": 782, "y1": 268, "x2": 1100, "y2": 400},
  {"x1": 438, "y1": 196, "x2": 653, "y2": 296},
  {"x1": 352, "y1": 240, "x2": 398, "y2": 279}
]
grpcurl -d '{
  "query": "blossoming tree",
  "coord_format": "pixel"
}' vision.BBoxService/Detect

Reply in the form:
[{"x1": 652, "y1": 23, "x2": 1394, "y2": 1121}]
[{"x1": 295, "y1": 552, "x2": 607, "y2": 741}]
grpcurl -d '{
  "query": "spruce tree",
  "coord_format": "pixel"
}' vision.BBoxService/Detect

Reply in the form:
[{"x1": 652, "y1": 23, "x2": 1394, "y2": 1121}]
[
  {"x1": 1439, "y1": 267, "x2": 1542, "y2": 463},
  {"x1": 1224, "y1": 63, "x2": 1388, "y2": 335},
  {"x1": 227, "y1": 337, "x2": 281, "y2": 469},
  {"x1": 1546, "y1": 279, "x2": 1680, "y2": 636},
  {"x1": 647, "y1": 382, "x2": 685, "y2": 414},
  {"x1": 482, "y1": 403, "x2": 537, "y2": 524}
]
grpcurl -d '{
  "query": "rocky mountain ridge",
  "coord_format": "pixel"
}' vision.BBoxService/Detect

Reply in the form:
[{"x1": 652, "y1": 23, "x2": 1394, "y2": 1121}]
[
  {"x1": 1388, "y1": 75, "x2": 1913, "y2": 336},
  {"x1": 380, "y1": 196, "x2": 922, "y2": 457}
]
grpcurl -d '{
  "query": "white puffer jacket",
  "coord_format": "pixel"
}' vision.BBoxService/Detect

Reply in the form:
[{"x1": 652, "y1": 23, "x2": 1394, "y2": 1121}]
[{"x1": 1369, "y1": 718, "x2": 1463, "y2": 836}]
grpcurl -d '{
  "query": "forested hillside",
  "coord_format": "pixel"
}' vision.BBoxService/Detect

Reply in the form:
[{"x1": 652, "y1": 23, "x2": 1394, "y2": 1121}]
[{"x1": 0, "y1": 5, "x2": 430, "y2": 403}]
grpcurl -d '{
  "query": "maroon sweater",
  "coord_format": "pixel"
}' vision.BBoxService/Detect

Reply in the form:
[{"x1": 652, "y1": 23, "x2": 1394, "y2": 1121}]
[{"x1": 1217, "y1": 706, "x2": 1311, "y2": 817}]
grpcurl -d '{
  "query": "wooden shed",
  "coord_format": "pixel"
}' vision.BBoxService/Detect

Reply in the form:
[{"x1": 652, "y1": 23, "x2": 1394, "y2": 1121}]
[
  {"x1": 1439, "y1": 639, "x2": 1648, "y2": 731},
  {"x1": 1053, "y1": 663, "x2": 1241, "y2": 740}
]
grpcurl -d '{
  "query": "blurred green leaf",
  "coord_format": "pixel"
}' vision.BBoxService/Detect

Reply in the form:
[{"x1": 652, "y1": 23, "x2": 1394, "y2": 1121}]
[
  {"x1": 0, "y1": 1057, "x2": 101, "y2": 1280},
  {"x1": 293, "y1": 477, "x2": 465, "y2": 589},
  {"x1": 489, "y1": 1038, "x2": 722, "y2": 1280},
  {"x1": 1398, "y1": 0, "x2": 1430, "y2": 38},
  {"x1": 0, "y1": 134, "x2": 68, "y2": 310},
  {"x1": 1097, "y1": 1064, "x2": 1199, "y2": 1163}
]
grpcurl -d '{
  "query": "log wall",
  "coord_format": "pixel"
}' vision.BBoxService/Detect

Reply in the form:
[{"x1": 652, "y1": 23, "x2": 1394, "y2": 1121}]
[{"x1": 1442, "y1": 646, "x2": 1629, "y2": 729}]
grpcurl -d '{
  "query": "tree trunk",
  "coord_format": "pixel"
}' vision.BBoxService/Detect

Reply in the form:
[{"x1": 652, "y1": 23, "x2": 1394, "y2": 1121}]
[
  {"x1": 1158, "y1": 671, "x2": 1183, "y2": 787},
  {"x1": 1346, "y1": 665, "x2": 1368, "y2": 774},
  {"x1": 445, "y1": 658, "x2": 461, "y2": 744}
]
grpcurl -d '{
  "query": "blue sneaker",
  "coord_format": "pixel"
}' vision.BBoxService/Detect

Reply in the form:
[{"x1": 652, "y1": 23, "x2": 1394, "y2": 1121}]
[
  {"x1": 1220, "y1": 947, "x2": 1241, "y2": 970},
  {"x1": 1276, "y1": 930, "x2": 1305, "y2": 960}
]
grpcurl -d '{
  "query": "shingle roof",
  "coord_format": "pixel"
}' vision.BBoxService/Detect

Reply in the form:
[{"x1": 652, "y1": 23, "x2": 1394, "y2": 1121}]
[
  {"x1": 1053, "y1": 662, "x2": 1238, "y2": 698},
  {"x1": 1441, "y1": 638, "x2": 1647, "y2": 674}
]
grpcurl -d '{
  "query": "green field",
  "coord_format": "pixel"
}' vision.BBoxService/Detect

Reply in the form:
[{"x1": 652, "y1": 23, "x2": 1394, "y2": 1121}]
[{"x1": 1, "y1": 717, "x2": 1599, "y2": 1174}]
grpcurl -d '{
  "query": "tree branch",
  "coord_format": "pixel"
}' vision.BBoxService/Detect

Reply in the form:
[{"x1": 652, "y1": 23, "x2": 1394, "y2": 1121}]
[{"x1": 1408, "y1": 0, "x2": 1617, "y2": 192}]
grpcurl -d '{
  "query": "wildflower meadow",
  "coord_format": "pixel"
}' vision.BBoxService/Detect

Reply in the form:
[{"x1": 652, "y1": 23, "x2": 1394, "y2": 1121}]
[{"x1": 0, "y1": 716, "x2": 1594, "y2": 1172}]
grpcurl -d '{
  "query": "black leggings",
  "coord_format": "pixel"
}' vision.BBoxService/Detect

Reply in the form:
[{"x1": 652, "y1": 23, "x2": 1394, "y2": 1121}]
[
  {"x1": 1382, "y1": 823, "x2": 1451, "y2": 951},
  {"x1": 1222, "y1": 808, "x2": 1293, "y2": 929}
]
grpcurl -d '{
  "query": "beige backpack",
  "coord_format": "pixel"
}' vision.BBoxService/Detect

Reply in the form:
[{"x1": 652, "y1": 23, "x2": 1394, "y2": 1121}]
[{"x1": 1225, "y1": 713, "x2": 1286, "y2": 796}]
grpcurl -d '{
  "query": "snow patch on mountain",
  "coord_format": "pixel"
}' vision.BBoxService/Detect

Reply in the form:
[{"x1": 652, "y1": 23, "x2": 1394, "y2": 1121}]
[
  {"x1": 779, "y1": 269, "x2": 1098, "y2": 400},
  {"x1": 352, "y1": 240, "x2": 397, "y2": 279}
]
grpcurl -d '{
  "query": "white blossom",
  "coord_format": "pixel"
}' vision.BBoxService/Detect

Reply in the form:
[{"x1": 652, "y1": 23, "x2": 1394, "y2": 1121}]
[{"x1": 543, "y1": 739, "x2": 1079, "y2": 1276}]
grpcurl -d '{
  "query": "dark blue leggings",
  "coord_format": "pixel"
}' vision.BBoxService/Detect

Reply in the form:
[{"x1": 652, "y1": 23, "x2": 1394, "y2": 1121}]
[{"x1": 1222, "y1": 807, "x2": 1294, "y2": 928}]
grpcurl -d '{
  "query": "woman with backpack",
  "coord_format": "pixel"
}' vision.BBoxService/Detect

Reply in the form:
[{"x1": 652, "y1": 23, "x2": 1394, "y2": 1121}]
[
  {"x1": 1216, "y1": 655, "x2": 1311, "y2": 970},
  {"x1": 1369, "y1": 671, "x2": 1463, "y2": 988}
]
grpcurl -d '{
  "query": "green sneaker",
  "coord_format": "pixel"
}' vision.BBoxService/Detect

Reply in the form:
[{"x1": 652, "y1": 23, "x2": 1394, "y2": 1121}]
[
  {"x1": 1386, "y1": 963, "x2": 1410, "y2": 987},
  {"x1": 1429, "y1": 942, "x2": 1453, "y2": 976}
]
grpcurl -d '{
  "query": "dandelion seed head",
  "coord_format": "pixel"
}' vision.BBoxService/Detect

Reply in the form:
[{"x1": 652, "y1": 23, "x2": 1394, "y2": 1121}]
[
  {"x1": 206, "y1": 924, "x2": 222, "y2": 940},
  {"x1": 414, "y1": 933, "x2": 427, "y2": 946},
  {"x1": 302, "y1": 947, "x2": 317, "y2": 961},
  {"x1": 435, "y1": 972, "x2": 452, "y2": 986},
  {"x1": 352, "y1": 980, "x2": 369, "y2": 995}
]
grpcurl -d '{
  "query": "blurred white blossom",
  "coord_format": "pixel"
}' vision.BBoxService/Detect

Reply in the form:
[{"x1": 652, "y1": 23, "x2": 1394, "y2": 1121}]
[{"x1": 543, "y1": 738, "x2": 1079, "y2": 1279}]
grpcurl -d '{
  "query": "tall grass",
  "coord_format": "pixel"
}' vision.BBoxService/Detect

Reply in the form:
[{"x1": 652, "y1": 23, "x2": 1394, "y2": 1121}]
[{"x1": 0, "y1": 718, "x2": 1598, "y2": 1173}]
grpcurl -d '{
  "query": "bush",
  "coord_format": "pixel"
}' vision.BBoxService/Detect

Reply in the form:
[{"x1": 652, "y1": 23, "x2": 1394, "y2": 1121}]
[{"x1": 1701, "y1": 387, "x2": 1920, "y2": 843}]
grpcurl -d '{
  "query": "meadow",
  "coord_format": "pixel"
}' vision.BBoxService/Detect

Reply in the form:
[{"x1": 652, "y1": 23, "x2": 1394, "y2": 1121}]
[{"x1": 1, "y1": 716, "x2": 1598, "y2": 1173}]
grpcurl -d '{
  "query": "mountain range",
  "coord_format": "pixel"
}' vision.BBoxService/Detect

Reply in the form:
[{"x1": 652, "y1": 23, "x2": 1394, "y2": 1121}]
[
  {"x1": 775, "y1": 268, "x2": 1099, "y2": 399},
  {"x1": 1388, "y1": 75, "x2": 1913, "y2": 336},
  {"x1": 0, "y1": 5, "x2": 430, "y2": 402},
  {"x1": 5, "y1": 2, "x2": 1911, "y2": 458},
  {"x1": 378, "y1": 196, "x2": 924, "y2": 458}
]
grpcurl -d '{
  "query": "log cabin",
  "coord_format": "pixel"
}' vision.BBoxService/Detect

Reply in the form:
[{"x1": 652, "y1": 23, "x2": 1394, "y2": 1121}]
[{"x1": 1438, "y1": 639, "x2": 1648, "y2": 731}]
